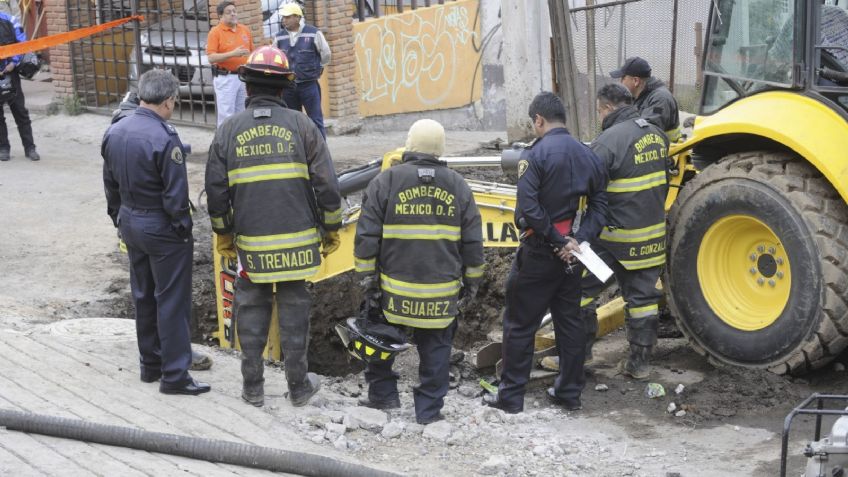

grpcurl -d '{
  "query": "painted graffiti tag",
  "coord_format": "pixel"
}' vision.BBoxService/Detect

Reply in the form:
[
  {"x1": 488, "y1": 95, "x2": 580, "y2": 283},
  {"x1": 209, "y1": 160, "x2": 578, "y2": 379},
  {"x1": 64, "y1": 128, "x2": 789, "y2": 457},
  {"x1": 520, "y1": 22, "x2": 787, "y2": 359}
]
[{"x1": 353, "y1": 0, "x2": 482, "y2": 116}]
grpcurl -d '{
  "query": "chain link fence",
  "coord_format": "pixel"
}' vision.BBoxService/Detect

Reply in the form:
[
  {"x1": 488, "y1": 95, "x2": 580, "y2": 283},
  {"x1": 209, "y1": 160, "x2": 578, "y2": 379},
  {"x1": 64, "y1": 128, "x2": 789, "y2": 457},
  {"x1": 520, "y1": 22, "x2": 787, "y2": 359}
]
[{"x1": 567, "y1": 0, "x2": 709, "y2": 139}]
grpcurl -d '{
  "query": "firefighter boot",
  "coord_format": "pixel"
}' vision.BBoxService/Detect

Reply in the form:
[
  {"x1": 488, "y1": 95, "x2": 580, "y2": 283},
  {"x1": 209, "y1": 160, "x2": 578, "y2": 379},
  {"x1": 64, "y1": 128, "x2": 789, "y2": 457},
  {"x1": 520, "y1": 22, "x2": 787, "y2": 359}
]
[
  {"x1": 241, "y1": 358, "x2": 265, "y2": 407},
  {"x1": 618, "y1": 316, "x2": 658, "y2": 380},
  {"x1": 234, "y1": 278, "x2": 273, "y2": 407},
  {"x1": 276, "y1": 281, "x2": 319, "y2": 407}
]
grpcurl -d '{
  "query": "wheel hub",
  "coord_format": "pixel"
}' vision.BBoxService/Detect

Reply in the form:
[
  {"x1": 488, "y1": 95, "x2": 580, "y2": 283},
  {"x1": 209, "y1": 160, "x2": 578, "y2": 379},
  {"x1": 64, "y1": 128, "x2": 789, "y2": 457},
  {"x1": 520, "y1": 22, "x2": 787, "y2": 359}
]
[{"x1": 697, "y1": 215, "x2": 792, "y2": 331}]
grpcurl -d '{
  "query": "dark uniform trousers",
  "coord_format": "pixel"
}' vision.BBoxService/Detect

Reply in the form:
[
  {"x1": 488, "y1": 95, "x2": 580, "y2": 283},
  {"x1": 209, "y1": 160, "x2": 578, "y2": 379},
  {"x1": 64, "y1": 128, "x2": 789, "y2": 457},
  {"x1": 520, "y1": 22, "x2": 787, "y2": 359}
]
[
  {"x1": 499, "y1": 242, "x2": 585, "y2": 410},
  {"x1": 581, "y1": 244, "x2": 662, "y2": 347},
  {"x1": 366, "y1": 319, "x2": 458, "y2": 422},
  {"x1": 0, "y1": 71, "x2": 34, "y2": 153},
  {"x1": 235, "y1": 278, "x2": 311, "y2": 396},
  {"x1": 118, "y1": 206, "x2": 193, "y2": 386},
  {"x1": 283, "y1": 81, "x2": 325, "y2": 139}
]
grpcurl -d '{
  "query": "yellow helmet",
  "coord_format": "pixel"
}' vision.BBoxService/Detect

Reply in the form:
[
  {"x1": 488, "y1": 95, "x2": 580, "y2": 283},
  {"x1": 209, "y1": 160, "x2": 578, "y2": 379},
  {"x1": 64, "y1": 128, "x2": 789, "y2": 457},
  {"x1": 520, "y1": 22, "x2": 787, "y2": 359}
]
[{"x1": 279, "y1": 2, "x2": 303, "y2": 17}]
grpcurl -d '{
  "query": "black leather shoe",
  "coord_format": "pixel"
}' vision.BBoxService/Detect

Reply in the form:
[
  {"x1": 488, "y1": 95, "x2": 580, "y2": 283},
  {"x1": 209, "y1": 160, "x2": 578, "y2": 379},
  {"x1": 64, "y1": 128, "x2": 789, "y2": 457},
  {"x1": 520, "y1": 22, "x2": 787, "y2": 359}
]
[
  {"x1": 546, "y1": 388, "x2": 582, "y2": 411},
  {"x1": 358, "y1": 396, "x2": 401, "y2": 410},
  {"x1": 25, "y1": 148, "x2": 39, "y2": 161},
  {"x1": 481, "y1": 393, "x2": 522, "y2": 414},
  {"x1": 417, "y1": 413, "x2": 445, "y2": 425},
  {"x1": 140, "y1": 368, "x2": 162, "y2": 383},
  {"x1": 160, "y1": 378, "x2": 211, "y2": 395}
]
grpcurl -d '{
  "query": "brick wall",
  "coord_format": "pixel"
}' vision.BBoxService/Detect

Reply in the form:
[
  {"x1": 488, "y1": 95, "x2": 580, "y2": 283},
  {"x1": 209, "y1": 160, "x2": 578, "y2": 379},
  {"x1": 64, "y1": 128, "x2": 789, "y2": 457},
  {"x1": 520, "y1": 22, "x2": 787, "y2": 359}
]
[
  {"x1": 208, "y1": 0, "x2": 263, "y2": 45},
  {"x1": 46, "y1": 0, "x2": 71, "y2": 97},
  {"x1": 313, "y1": 0, "x2": 358, "y2": 119}
]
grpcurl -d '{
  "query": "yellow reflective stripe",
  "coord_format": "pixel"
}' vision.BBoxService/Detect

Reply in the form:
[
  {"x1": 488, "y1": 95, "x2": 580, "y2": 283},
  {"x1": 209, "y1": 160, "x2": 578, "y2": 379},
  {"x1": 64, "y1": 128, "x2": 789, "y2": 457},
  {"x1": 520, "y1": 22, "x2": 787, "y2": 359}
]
[
  {"x1": 237, "y1": 228, "x2": 320, "y2": 251},
  {"x1": 607, "y1": 170, "x2": 666, "y2": 193},
  {"x1": 380, "y1": 273, "x2": 461, "y2": 299},
  {"x1": 464, "y1": 264, "x2": 485, "y2": 279},
  {"x1": 580, "y1": 297, "x2": 594, "y2": 307},
  {"x1": 355, "y1": 256, "x2": 376, "y2": 273},
  {"x1": 600, "y1": 222, "x2": 666, "y2": 243},
  {"x1": 228, "y1": 163, "x2": 309, "y2": 186},
  {"x1": 383, "y1": 224, "x2": 461, "y2": 241},
  {"x1": 324, "y1": 208, "x2": 343, "y2": 225},
  {"x1": 210, "y1": 216, "x2": 225, "y2": 228},
  {"x1": 628, "y1": 304, "x2": 659, "y2": 319},
  {"x1": 383, "y1": 310, "x2": 456, "y2": 329},
  {"x1": 246, "y1": 266, "x2": 320, "y2": 283},
  {"x1": 619, "y1": 254, "x2": 666, "y2": 269}
]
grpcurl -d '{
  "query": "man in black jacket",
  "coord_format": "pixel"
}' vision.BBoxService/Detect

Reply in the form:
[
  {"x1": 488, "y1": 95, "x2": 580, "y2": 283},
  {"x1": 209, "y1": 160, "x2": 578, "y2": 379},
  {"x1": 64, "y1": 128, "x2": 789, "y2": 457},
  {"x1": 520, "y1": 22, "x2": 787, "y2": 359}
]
[
  {"x1": 611, "y1": 56, "x2": 680, "y2": 142},
  {"x1": 0, "y1": 11, "x2": 37, "y2": 161}
]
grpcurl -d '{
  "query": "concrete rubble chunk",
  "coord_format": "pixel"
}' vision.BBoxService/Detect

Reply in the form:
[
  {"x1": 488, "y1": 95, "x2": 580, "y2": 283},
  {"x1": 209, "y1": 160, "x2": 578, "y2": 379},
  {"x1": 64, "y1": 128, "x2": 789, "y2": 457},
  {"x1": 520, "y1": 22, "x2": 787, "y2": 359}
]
[
  {"x1": 305, "y1": 414, "x2": 331, "y2": 427},
  {"x1": 674, "y1": 384, "x2": 685, "y2": 394},
  {"x1": 477, "y1": 455, "x2": 510, "y2": 475},
  {"x1": 458, "y1": 384, "x2": 479, "y2": 398},
  {"x1": 325, "y1": 422, "x2": 347, "y2": 438},
  {"x1": 675, "y1": 410, "x2": 686, "y2": 417},
  {"x1": 835, "y1": 362, "x2": 846, "y2": 372},
  {"x1": 422, "y1": 420, "x2": 453, "y2": 441},
  {"x1": 342, "y1": 406, "x2": 388, "y2": 431},
  {"x1": 333, "y1": 435, "x2": 348, "y2": 451},
  {"x1": 381, "y1": 421, "x2": 404, "y2": 439},
  {"x1": 406, "y1": 423, "x2": 425, "y2": 435},
  {"x1": 595, "y1": 383, "x2": 609, "y2": 392},
  {"x1": 667, "y1": 402, "x2": 677, "y2": 413},
  {"x1": 323, "y1": 410, "x2": 346, "y2": 424}
]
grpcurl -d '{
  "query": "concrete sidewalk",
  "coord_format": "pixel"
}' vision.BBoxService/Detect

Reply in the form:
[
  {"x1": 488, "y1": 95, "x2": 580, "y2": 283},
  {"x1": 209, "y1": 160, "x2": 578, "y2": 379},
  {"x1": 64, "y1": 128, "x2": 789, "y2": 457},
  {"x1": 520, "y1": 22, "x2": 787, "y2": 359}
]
[{"x1": 0, "y1": 319, "x2": 386, "y2": 476}]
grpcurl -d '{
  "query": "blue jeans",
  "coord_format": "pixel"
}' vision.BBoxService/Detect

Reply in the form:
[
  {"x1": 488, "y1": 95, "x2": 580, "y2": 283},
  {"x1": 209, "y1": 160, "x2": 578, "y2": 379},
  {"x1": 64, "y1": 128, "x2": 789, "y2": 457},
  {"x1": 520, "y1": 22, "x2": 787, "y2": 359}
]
[{"x1": 283, "y1": 80, "x2": 325, "y2": 138}]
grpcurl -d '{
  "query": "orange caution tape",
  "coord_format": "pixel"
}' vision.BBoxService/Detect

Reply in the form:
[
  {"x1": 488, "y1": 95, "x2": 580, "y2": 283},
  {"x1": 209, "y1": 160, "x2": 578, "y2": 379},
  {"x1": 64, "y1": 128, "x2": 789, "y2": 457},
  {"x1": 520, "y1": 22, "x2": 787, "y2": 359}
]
[{"x1": 0, "y1": 15, "x2": 144, "y2": 59}]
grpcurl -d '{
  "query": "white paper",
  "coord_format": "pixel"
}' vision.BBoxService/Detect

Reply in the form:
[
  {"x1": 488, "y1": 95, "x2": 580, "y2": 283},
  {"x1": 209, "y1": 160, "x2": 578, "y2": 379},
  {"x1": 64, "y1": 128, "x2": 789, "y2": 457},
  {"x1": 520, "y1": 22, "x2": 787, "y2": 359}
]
[{"x1": 573, "y1": 241, "x2": 614, "y2": 282}]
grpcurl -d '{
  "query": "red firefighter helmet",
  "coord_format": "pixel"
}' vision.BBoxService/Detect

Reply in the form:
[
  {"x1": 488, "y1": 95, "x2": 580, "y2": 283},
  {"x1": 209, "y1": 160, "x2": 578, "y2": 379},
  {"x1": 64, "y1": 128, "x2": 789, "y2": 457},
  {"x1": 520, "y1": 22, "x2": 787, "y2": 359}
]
[{"x1": 238, "y1": 45, "x2": 295, "y2": 87}]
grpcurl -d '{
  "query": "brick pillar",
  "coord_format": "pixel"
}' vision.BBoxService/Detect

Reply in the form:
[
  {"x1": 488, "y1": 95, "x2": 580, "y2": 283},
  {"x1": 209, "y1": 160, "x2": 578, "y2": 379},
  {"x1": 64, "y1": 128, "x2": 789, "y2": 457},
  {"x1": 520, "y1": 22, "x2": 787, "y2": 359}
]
[
  {"x1": 313, "y1": 0, "x2": 358, "y2": 121},
  {"x1": 46, "y1": 0, "x2": 72, "y2": 98},
  {"x1": 208, "y1": 0, "x2": 263, "y2": 45}
]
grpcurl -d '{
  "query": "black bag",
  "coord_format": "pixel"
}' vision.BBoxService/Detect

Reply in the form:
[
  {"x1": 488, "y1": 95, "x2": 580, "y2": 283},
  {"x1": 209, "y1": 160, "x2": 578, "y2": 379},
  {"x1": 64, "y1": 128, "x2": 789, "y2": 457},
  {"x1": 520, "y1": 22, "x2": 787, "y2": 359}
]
[
  {"x1": 0, "y1": 74, "x2": 17, "y2": 103},
  {"x1": 17, "y1": 52, "x2": 40, "y2": 80}
]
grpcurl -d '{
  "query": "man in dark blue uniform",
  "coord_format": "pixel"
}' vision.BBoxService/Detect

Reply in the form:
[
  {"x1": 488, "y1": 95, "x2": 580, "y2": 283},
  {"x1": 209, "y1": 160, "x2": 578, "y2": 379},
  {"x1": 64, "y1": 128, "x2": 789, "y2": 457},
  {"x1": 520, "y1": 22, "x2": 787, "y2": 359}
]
[
  {"x1": 275, "y1": 2, "x2": 330, "y2": 137},
  {"x1": 102, "y1": 69, "x2": 210, "y2": 396},
  {"x1": 484, "y1": 92, "x2": 608, "y2": 413}
]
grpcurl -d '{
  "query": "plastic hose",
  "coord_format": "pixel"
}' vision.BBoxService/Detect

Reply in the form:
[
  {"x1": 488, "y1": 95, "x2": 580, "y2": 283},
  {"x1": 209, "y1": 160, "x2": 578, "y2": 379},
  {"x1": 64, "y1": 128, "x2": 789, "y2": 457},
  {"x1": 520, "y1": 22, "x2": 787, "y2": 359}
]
[{"x1": 0, "y1": 408, "x2": 400, "y2": 477}]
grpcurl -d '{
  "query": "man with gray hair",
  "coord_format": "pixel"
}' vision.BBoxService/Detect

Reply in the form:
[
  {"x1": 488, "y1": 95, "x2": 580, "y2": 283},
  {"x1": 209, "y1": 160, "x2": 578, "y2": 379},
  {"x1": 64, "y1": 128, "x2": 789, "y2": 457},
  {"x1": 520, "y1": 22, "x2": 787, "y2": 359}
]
[{"x1": 102, "y1": 69, "x2": 211, "y2": 396}]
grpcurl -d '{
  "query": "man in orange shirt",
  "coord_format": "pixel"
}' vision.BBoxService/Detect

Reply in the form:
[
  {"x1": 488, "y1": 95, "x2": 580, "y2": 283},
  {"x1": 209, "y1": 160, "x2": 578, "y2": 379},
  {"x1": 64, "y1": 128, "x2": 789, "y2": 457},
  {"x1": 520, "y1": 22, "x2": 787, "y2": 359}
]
[{"x1": 206, "y1": 0, "x2": 253, "y2": 127}]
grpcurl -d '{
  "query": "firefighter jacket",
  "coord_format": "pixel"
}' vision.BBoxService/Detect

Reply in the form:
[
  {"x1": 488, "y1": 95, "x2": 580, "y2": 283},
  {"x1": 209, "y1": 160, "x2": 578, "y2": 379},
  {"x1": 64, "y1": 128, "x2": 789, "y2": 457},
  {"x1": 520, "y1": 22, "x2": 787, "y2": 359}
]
[
  {"x1": 354, "y1": 152, "x2": 485, "y2": 329},
  {"x1": 205, "y1": 94, "x2": 342, "y2": 283},
  {"x1": 635, "y1": 77, "x2": 681, "y2": 142},
  {"x1": 590, "y1": 105, "x2": 669, "y2": 270},
  {"x1": 516, "y1": 127, "x2": 608, "y2": 246}
]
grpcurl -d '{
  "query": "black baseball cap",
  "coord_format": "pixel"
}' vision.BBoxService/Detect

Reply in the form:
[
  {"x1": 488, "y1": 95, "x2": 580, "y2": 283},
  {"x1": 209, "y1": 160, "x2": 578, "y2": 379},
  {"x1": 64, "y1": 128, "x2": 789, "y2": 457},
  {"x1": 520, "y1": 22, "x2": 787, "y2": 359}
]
[{"x1": 610, "y1": 57, "x2": 651, "y2": 78}]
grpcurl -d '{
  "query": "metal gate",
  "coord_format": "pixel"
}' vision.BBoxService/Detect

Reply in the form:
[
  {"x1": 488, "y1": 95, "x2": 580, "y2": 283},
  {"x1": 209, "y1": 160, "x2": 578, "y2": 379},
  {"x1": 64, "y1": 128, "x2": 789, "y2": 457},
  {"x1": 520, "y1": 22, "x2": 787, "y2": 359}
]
[{"x1": 66, "y1": 0, "x2": 216, "y2": 125}]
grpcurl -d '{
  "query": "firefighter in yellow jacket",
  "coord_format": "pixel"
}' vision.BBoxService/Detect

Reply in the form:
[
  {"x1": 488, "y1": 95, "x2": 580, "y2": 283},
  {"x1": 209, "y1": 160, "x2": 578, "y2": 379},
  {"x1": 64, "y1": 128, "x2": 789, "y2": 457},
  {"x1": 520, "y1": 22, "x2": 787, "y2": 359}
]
[
  {"x1": 205, "y1": 46, "x2": 342, "y2": 407},
  {"x1": 353, "y1": 119, "x2": 484, "y2": 424}
]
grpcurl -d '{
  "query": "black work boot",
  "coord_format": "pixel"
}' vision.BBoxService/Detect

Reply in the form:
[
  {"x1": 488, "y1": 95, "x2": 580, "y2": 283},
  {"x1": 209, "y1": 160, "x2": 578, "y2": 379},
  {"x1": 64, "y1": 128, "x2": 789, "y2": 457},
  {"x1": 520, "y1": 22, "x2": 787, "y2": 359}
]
[
  {"x1": 0, "y1": 150, "x2": 9, "y2": 161},
  {"x1": 289, "y1": 372, "x2": 321, "y2": 407},
  {"x1": 358, "y1": 395, "x2": 401, "y2": 410},
  {"x1": 25, "y1": 148, "x2": 39, "y2": 161},
  {"x1": 241, "y1": 358, "x2": 265, "y2": 407},
  {"x1": 618, "y1": 344, "x2": 652, "y2": 380}
]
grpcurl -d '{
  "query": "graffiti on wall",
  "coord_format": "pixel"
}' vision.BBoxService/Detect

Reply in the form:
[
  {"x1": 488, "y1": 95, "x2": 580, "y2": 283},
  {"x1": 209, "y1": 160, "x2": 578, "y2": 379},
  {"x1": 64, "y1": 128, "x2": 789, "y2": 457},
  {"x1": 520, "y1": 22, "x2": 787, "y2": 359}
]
[{"x1": 353, "y1": 0, "x2": 483, "y2": 117}]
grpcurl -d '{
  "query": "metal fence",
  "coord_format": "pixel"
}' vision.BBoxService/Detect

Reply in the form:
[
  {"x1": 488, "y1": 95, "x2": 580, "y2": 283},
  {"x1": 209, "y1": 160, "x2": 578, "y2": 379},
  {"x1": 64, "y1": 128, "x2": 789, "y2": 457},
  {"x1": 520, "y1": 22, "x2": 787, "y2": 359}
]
[
  {"x1": 66, "y1": 0, "x2": 216, "y2": 125},
  {"x1": 355, "y1": 0, "x2": 458, "y2": 21},
  {"x1": 567, "y1": 0, "x2": 709, "y2": 138}
]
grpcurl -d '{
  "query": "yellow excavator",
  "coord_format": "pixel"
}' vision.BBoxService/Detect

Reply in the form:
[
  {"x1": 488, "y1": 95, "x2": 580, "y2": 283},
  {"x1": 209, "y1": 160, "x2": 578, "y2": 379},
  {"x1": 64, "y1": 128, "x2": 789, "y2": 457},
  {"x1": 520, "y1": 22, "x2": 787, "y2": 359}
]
[{"x1": 214, "y1": 0, "x2": 848, "y2": 375}]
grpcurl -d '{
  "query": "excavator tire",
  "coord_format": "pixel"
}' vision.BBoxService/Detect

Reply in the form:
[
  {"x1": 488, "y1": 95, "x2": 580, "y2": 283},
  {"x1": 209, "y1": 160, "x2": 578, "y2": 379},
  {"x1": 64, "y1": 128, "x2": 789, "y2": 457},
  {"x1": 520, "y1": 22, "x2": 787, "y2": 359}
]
[{"x1": 666, "y1": 151, "x2": 848, "y2": 374}]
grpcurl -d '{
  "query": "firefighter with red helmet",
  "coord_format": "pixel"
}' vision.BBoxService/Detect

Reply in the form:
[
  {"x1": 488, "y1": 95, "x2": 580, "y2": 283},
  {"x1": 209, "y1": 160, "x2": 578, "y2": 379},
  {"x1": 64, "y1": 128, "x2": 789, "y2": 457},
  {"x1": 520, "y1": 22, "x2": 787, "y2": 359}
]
[{"x1": 205, "y1": 45, "x2": 342, "y2": 408}]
